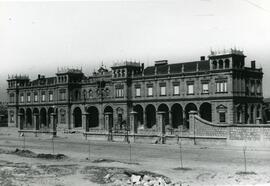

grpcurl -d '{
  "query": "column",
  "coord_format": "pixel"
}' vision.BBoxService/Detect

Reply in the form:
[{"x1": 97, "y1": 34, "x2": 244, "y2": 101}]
[
  {"x1": 144, "y1": 111, "x2": 147, "y2": 129},
  {"x1": 182, "y1": 110, "x2": 186, "y2": 129},
  {"x1": 34, "y1": 113, "x2": 39, "y2": 130},
  {"x1": 169, "y1": 110, "x2": 172, "y2": 128},
  {"x1": 188, "y1": 111, "x2": 198, "y2": 145},
  {"x1": 82, "y1": 113, "x2": 90, "y2": 132},
  {"x1": 157, "y1": 111, "x2": 165, "y2": 144}
]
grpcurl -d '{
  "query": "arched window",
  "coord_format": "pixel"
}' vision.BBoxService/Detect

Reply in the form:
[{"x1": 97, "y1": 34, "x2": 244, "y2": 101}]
[
  {"x1": 225, "y1": 59, "x2": 230, "y2": 68},
  {"x1": 218, "y1": 60, "x2": 224, "y2": 69},
  {"x1": 213, "y1": 61, "x2": 217, "y2": 69}
]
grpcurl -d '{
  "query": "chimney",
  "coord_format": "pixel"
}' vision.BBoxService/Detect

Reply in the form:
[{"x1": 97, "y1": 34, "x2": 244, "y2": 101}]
[
  {"x1": 38, "y1": 74, "x2": 41, "y2": 79},
  {"x1": 251, "y1": 60, "x2": 256, "y2": 69},
  {"x1": 200, "y1": 56, "x2": 205, "y2": 61}
]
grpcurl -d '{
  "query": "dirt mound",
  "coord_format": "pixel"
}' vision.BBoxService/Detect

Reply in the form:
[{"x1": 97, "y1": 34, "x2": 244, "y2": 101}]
[
  {"x1": 37, "y1": 153, "x2": 67, "y2": 160},
  {"x1": 11, "y1": 149, "x2": 67, "y2": 160},
  {"x1": 81, "y1": 166, "x2": 172, "y2": 185}
]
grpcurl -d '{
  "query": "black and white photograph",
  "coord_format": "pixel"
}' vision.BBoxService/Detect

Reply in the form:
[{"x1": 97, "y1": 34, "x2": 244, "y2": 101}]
[{"x1": 0, "y1": 0, "x2": 270, "y2": 185}]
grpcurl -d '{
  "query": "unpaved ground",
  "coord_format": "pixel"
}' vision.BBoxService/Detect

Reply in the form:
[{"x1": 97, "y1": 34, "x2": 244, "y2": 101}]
[{"x1": 1, "y1": 127, "x2": 270, "y2": 185}]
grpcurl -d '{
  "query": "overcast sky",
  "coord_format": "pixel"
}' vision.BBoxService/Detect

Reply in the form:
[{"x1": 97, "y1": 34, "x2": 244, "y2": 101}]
[{"x1": 0, "y1": 0, "x2": 270, "y2": 101}]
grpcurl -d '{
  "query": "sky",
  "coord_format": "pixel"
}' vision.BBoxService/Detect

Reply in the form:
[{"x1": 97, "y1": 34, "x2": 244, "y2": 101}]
[{"x1": 0, "y1": 0, "x2": 270, "y2": 101}]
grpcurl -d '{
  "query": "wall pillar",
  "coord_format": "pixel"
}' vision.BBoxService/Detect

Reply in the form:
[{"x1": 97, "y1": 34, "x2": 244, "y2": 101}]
[
  {"x1": 157, "y1": 111, "x2": 165, "y2": 144},
  {"x1": 82, "y1": 113, "x2": 90, "y2": 132},
  {"x1": 188, "y1": 111, "x2": 198, "y2": 145},
  {"x1": 130, "y1": 111, "x2": 138, "y2": 134},
  {"x1": 144, "y1": 111, "x2": 147, "y2": 129},
  {"x1": 104, "y1": 112, "x2": 113, "y2": 141},
  {"x1": 34, "y1": 113, "x2": 39, "y2": 130},
  {"x1": 18, "y1": 113, "x2": 24, "y2": 130},
  {"x1": 50, "y1": 113, "x2": 57, "y2": 137},
  {"x1": 169, "y1": 110, "x2": 172, "y2": 128}
]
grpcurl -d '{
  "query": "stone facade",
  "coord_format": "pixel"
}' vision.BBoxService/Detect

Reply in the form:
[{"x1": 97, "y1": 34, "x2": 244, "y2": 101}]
[{"x1": 7, "y1": 49, "x2": 263, "y2": 133}]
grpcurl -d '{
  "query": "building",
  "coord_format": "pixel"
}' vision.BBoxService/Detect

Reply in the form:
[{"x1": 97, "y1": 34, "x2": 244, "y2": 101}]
[{"x1": 7, "y1": 49, "x2": 264, "y2": 133}]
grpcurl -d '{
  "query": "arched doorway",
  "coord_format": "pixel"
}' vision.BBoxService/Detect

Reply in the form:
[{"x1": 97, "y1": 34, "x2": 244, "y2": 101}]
[
  {"x1": 73, "y1": 107, "x2": 82, "y2": 128},
  {"x1": 87, "y1": 106, "x2": 99, "y2": 128},
  {"x1": 185, "y1": 103, "x2": 197, "y2": 128},
  {"x1": 26, "y1": 108, "x2": 32, "y2": 128},
  {"x1": 145, "y1": 104, "x2": 156, "y2": 128},
  {"x1": 157, "y1": 104, "x2": 169, "y2": 126},
  {"x1": 48, "y1": 107, "x2": 55, "y2": 127},
  {"x1": 33, "y1": 108, "x2": 39, "y2": 130},
  {"x1": 40, "y1": 108, "x2": 47, "y2": 128},
  {"x1": 133, "y1": 104, "x2": 144, "y2": 126},
  {"x1": 250, "y1": 105, "x2": 255, "y2": 124},
  {"x1": 104, "y1": 106, "x2": 113, "y2": 130},
  {"x1": 199, "y1": 102, "x2": 212, "y2": 122},
  {"x1": 19, "y1": 108, "x2": 25, "y2": 129},
  {"x1": 171, "y1": 104, "x2": 183, "y2": 128}
]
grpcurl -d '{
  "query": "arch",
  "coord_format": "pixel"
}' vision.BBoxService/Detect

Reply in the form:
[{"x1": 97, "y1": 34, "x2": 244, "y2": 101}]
[
  {"x1": 25, "y1": 108, "x2": 32, "y2": 128},
  {"x1": 171, "y1": 103, "x2": 183, "y2": 128},
  {"x1": 133, "y1": 104, "x2": 144, "y2": 126},
  {"x1": 145, "y1": 104, "x2": 156, "y2": 128},
  {"x1": 250, "y1": 104, "x2": 255, "y2": 124},
  {"x1": 256, "y1": 104, "x2": 261, "y2": 118},
  {"x1": 199, "y1": 102, "x2": 212, "y2": 122},
  {"x1": 157, "y1": 104, "x2": 169, "y2": 126},
  {"x1": 40, "y1": 108, "x2": 47, "y2": 128},
  {"x1": 185, "y1": 103, "x2": 197, "y2": 128},
  {"x1": 236, "y1": 104, "x2": 243, "y2": 124},
  {"x1": 213, "y1": 61, "x2": 217, "y2": 69},
  {"x1": 73, "y1": 107, "x2": 82, "y2": 128},
  {"x1": 218, "y1": 60, "x2": 224, "y2": 69},
  {"x1": 87, "y1": 106, "x2": 99, "y2": 128},
  {"x1": 104, "y1": 105, "x2": 113, "y2": 113}
]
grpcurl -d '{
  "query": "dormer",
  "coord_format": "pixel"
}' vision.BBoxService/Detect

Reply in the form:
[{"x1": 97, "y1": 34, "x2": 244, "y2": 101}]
[{"x1": 111, "y1": 61, "x2": 143, "y2": 78}]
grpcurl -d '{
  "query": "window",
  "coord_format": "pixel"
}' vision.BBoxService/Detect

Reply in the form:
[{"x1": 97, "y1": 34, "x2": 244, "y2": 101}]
[
  {"x1": 187, "y1": 83, "x2": 194, "y2": 95},
  {"x1": 20, "y1": 94, "x2": 24, "y2": 103},
  {"x1": 10, "y1": 93, "x2": 15, "y2": 103},
  {"x1": 135, "y1": 87, "x2": 141, "y2": 97},
  {"x1": 60, "y1": 109, "x2": 66, "y2": 123},
  {"x1": 250, "y1": 81, "x2": 255, "y2": 94},
  {"x1": 213, "y1": 61, "x2": 217, "y2": 69},
  {"x1": 219, "y1": 112, "x2": 226, "y2": 122},
  {"x1": 27, "y1": 93, "x2": 31, "y2": 102},
  {"x1": 49, "y1": 92, "x2": 53, "y2": 101},
  {"x1": 116, "y1": 88, "x2": 124, "y2": 98},
  {"x1": 173, "y1": 84, "x2": 180, "y2": 95},
  {"x1": 89, "y1": 90, "x2": 93, "y2": 98},
  {"x1": 41, "y1": 91, "x2": 46, "y2": 102},
  {"x1": 10, "y1": 111, "x2": 14, "y2": 123},
  {"x1": 147, "y1": 87, "x2": 153, "y2": 96},
  {"x1": 59, "y1": 89, "x2": 66, "y2": 101},
  {"x1": 257, "y1": 81, "x2": 261, "y2": 94},
  {"x1": 34, "y1": 92, "x2": 38, "y2": 102},
  {"x1": 160, "y1": 85, "x2": 166, "y2": 96},
  {"x1": 216, "y1": 81, "x2": 227, "y2": 93},
  {"x1": 202, "y1": 83, "x2": 209, "y2": 94}
]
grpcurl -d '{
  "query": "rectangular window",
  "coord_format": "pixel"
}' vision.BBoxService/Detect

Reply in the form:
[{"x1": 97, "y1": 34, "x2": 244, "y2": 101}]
[
  {"x1": 173, "y1": 85, "x2": 180, "y2": 95},
  {"x1": 41, "y1": 92, "x2": 46, "y2": 102},
  {"x1": 34, "y1": 93, "x2": 38, "y2": 102},
  {"x1": 216, "y1": 81, "x2": 227, "y2": 93},
  {"x1": 202, "y1": 83, "x2": 209, "y2": 94},
  {"x1": 10, "y1": 94, "x2": 15, "y2": 103},
  {"x1": 135, "y1": 87, "x2": 141, "y2": 97},
  {"x1": 27, "y1": 93, "x2": 31, "y2": 102},
  {"x1": 219, "y1": 112, "x2": 226, "y2": 122},
  {"x1": 187, "y1": 84, "x2": 194, "y2": 95},
  {"x1": 20, "y1": 94, "x2": 24, "y2": 103},
  {"x1": 160, "y1": 86, "x2": 166, "y2": 96},
  {"x1": 116, "y1": 88, "x2": 124, "y2": 98},
  {"x1": 257, "y1": 81, "x2": 261, "y2": 94},
  {"x1": 147, "y1": 87, "x2": 153, "y2": 96},
  {"x1": 49, "y1": 92, "x2": 53, "y2": 101},
  {"x1": 60, "y1": 92, "x2": 66, "y2": 100},
  {"x1": 251, "y1": 81, "x2": 255, "y2": 94}
]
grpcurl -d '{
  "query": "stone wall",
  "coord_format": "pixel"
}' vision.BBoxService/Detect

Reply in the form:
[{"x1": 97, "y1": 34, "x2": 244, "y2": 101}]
[{"x1": 189, "y1": 111, "x2": 270, "y2": 146}]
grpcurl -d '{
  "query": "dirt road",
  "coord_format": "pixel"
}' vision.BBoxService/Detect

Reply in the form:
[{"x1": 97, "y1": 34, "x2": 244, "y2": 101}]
[{"x1": 1, "y1": 128, "x2": 270, "y2": 185}]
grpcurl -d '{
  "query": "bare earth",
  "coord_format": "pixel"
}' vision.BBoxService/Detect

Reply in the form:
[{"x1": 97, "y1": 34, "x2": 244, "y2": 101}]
[{"x1": 0, "y1": 127, "x2": 270, "y2": 186}]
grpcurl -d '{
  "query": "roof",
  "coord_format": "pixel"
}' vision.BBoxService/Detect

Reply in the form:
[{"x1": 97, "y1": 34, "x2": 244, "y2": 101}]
[{"x1": 144, "y1": 60, "x2": 210, "y2": 75}]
